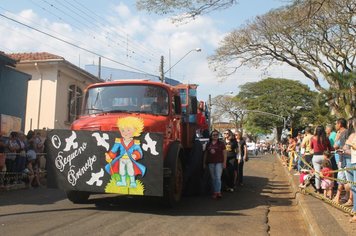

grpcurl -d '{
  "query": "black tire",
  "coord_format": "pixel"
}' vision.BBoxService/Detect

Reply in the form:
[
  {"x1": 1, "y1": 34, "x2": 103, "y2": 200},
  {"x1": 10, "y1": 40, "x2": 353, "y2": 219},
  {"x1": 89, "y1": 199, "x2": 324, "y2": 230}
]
[
  {"x1": 164, "y1": 143, "x2": 183, "y2": 207},
  {"x1": 66, "y1": 191, "x2": 90, "y2": 204}
]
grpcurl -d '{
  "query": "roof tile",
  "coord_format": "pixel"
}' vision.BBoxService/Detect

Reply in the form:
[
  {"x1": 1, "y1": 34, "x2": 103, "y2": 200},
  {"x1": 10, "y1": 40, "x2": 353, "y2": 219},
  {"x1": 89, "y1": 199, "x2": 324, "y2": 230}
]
[{"x1": 7, "y1": 52, "x2": 64, "y2": 62}]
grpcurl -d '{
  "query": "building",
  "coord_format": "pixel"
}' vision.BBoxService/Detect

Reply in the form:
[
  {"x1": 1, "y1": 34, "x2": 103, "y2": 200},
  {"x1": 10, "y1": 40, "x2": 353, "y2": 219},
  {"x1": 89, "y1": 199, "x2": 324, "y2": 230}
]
[
  {"x1": 212, "y1": 121, "x2": 235, "y2": 133},
  {"x1": 8, "y1": 52, "x2": 102, "y2": 133},
  {"x1": 0, "y1": 52, "x2": 31, "y2": 135}
]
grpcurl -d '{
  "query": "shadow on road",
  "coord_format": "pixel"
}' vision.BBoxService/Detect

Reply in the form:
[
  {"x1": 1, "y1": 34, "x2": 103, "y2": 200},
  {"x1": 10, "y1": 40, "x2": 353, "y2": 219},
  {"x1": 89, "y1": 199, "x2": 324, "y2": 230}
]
[
  {"x1": 0, "y1": 188, "x2": 67, "y2": 207},
  {"x1": 89, "y1": 175, "x2": 295, "y2": 216},
  {"x1": 1, "y1": 155, "x2": 295, "y2": 217}
]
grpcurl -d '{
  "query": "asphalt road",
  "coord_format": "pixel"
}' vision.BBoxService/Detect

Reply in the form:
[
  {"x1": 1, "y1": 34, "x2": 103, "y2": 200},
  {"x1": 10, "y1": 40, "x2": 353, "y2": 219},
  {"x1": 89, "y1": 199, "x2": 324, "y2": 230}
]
[{"x1": 0, "y1": 154, "x2": 308, "y2": 236}]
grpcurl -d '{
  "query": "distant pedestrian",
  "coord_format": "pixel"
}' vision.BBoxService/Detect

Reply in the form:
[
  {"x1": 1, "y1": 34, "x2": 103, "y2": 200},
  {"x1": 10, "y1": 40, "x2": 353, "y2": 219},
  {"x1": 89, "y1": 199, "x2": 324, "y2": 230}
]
[
  {"x1": 333, "y1": 118, "x2": 349, "y2": 203},
  {"x1": 301, "y1": 127, "x2": 313, "y2": 169},
  {"x1": 345, "y1": 118, "x2": 356, "y2": 223},
  {"x1": 235, "y1": 131, "x2": 248, "y2": 187},
  {"x1": 222, "y1": 129, "x2": 237, "y2": 192},
  {"x1": 341, "y1": 118, "x2": 354, "y2": 208},
  {"x1": 0, "y1": 134, "x2": 6, "y2": 188},
  {"x1": 325, "y1": 124, "x2": 338, "y2": 188},
  {"x1": 6, "y1": 132, "x2": 20, "y2": 184},
  {"x1": 16, "y1": 131, "x2": 27, "y2": 180},
  {"x1": 326, "y1": 124, "x2": 337, "y2": 147}
]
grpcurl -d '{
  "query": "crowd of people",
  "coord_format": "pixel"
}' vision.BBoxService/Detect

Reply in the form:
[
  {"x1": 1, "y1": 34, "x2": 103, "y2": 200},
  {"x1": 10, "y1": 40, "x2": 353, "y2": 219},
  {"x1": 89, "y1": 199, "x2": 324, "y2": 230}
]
[
  {"x1": 0, "y1": 130, "x2": 45, "y2": 189},
  {"x1": 278, "y1": 117, "x2": 356, "y2": 223},
  {"x1": 203, "y1": 129, "x2": 248, "y2": 199}
]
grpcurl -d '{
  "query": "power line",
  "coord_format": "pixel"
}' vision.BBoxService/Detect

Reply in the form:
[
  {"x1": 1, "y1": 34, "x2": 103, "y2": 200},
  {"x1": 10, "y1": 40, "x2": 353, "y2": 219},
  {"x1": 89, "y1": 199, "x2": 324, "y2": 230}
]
[
  {"x1": 0, "y1": 6, "x2": 89, "y2": 51},
  {"x1": 0, "y1": 19, "x2": 83, "y2": 61},
  {"x1": 29, "y1": 0, "x2": 122, "y2": 55},
  {"x1": 34, "y1": 0, "x2": 159, "y2": 67},
  {"x1": 0, "y1": 12, "x2": 158, "y2": 77},
  {"x1": 71, "y1": 0, "x2": 163, "y2": 58},
  {"x1": 56, "y1": 0, "x2": 157, "y2": 64},
  {"x1": 0, "y1": 7, "x2": 105, "y2": 67}
]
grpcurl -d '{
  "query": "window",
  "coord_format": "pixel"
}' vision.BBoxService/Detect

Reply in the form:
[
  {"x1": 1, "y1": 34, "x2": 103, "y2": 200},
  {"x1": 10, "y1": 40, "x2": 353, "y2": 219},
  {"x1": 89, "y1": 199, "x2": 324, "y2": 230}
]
[
  {"x1": 67, "y1": 85, "x2": 83, "y2": 123},
  {"x1": 82, "y1": 84, "x2": 169, "y2": 116}
]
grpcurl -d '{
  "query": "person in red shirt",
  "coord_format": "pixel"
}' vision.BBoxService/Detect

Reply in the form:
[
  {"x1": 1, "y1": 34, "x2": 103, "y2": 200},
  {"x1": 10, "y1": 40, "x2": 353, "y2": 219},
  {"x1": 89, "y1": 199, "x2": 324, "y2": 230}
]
[
  {"x1": 204, "y1": 130, "x2": 227, "y2": 199},
  {"x1": 197, "y1": 107, "x2": 209, "y2": 138},
  {"x1": 311, "y1": 125, "x2": 333, "y2": 193},
  {"x1": 197, "y1": 101, "x2": 209, "y2": 138}
]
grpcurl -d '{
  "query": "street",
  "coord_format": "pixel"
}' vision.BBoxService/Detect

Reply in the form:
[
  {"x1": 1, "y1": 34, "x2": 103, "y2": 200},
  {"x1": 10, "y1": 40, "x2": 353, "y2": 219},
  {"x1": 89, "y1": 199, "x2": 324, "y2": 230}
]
[{"x1": 0, "y1": 154, "x2": 308, "y2": 236}]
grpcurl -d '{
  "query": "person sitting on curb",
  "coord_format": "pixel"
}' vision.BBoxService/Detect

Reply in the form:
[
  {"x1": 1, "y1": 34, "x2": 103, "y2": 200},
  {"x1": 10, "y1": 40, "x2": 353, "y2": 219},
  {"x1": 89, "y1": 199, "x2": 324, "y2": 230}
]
[{"x1": 26, "y1": 140, "x2": 41, "y2": 188}]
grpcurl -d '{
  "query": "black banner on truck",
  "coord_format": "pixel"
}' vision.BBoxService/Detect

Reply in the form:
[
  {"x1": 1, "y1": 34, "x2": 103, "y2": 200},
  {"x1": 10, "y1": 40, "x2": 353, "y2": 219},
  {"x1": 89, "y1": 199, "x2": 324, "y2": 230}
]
[{"x1": 46, "y1": 129, "x2": 163, "y2": 197}]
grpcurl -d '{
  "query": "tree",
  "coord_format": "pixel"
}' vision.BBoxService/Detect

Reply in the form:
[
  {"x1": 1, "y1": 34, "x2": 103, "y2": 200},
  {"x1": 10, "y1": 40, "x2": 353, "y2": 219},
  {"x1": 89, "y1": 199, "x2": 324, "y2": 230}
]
[
  {"x1": 235, "y1": 78, "x2": 331, "y2": 139},
  {"x1": 209, "y1": 0, "x2": 356, "y2": 118},
  {"x1": 211, "y1": 95, "x2": 245, "y2": 130},
  {"x1": 136, "y1": 0, "x2": 325, "y2": 22},
  {"x1": 136, "y1": 0, "x2": 237, "y2": 22}
]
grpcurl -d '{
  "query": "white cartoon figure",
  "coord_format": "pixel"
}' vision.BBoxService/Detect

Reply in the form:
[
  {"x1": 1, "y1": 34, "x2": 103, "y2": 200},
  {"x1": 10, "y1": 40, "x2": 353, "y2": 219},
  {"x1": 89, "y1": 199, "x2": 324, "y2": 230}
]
[
  {"x1": 86, "y1": 169, "x2": 104, "y2": 186},
  {"x1": 142, "y1": 133, "x2": 159, "y2": 156},
  {"x1": 92, "y1": 132, "x2": 110, "y2": 151},
  {"x1": 63, "y1": 131, "x2": 78, "y2": 151}
]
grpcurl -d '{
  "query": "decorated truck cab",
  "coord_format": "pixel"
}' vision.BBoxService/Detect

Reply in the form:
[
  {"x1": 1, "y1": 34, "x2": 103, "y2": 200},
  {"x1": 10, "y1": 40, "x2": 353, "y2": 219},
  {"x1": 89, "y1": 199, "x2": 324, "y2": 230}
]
[{"x1": 46, "y1": 80, "x2": 209, "y2": 206}]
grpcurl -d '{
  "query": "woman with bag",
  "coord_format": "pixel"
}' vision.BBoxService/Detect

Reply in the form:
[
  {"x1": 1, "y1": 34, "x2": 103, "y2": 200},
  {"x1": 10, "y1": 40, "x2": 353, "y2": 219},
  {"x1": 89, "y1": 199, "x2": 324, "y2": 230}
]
[
  {"x1": 222, "y1": 129, "x2": 237, "y2": 192},
  {"x1": 235, "y1": 131, "x2": 248, "y2": 187},
  {"x1": 311, "y1": 125, "x2": 333, "y2": 194},
  {"x1": 204, "y1": 130, "x2": 226, "y2": 199}
]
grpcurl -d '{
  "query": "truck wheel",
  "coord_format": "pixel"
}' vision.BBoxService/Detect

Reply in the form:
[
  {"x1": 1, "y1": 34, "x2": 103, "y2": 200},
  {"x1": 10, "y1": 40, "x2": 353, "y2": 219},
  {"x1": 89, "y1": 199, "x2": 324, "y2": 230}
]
[
  {"x1": 66, "y1": 191, "x2": 90, "y2": 204},
  {"x1": 164, "y1": 156, "x2": 183, "y2": 207}
]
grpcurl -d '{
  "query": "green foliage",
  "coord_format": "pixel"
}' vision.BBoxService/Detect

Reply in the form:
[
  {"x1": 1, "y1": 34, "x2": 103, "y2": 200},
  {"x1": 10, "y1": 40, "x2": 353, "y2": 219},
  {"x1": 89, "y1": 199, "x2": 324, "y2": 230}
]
[
  {"x1": 323, "y1": 72, "x2": 356, "y2": 118},
  {"x1": 236, "y1": 77, "x2": 330, "y2": 136},
  {"x1": 209, "y1": 0, "x2": 355, "y2": 118}
]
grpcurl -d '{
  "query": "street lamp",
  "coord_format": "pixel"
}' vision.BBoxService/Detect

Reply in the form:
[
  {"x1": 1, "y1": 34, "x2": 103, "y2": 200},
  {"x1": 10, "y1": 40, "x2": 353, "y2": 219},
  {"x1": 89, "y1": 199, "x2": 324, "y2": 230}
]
[
  {"x1": 242, "y1": 109, "x2": 286, "y2": 127},
  {"x1": 164, "y1": 48, "x2": 202, "y2": 76},
  {"x1": 223, "y1": 91, "x2": 234, "y2": 96}
]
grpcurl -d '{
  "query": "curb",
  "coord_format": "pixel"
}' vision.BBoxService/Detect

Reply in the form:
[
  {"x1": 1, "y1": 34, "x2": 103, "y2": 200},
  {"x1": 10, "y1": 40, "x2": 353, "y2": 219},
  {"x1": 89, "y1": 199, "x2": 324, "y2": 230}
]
[
  {"x1": 0, "y1": 182, "x2": 27, "y2": 192},
  {"x1": 277, "y1": 157, "x2": 323, "y2": 236},
  {"x1": 0, "y1": 171, "x2": 47, "y2": 192}
]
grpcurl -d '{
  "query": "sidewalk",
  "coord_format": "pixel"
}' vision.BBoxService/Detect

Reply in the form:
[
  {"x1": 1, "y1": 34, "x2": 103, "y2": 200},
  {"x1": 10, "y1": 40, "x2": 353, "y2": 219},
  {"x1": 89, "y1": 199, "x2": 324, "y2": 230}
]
[{"x1": 281, "y1": 161, "x2": 356, "y2": 235}]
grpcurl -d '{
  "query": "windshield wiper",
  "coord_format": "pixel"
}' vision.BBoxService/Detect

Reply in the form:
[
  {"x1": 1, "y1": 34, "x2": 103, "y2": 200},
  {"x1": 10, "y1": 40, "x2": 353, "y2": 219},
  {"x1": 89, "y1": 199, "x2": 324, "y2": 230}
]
[
  {"x1": 84, "y1": 108, "x2": 104, "y2": 114},
  {"x1": 105, "y1": 110, "x2": 133, "y2": 114}
]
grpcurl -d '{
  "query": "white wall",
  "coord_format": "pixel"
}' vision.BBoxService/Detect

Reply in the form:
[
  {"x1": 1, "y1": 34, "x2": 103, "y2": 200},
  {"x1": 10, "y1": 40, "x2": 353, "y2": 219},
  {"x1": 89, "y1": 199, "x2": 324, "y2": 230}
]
[{"x1": 16, "y1": 61, "x2": 97, "y2": 133}]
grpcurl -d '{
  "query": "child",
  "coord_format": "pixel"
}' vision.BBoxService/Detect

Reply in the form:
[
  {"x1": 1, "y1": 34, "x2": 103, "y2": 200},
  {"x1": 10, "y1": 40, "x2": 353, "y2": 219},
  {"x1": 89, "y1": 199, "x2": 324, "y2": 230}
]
[
  {"x1": 320, "y1": 152, "x2": 333, "y2": 198},
  {"x1": 299, "y1": 168, "x2": 313, "y2": 188}
]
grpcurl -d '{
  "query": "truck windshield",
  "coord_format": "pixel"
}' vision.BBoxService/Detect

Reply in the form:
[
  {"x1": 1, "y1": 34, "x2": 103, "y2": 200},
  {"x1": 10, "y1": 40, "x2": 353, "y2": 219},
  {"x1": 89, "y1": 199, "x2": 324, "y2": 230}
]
[{"x1": 82, "y1": 84, "x2": 169, "y2": 116}]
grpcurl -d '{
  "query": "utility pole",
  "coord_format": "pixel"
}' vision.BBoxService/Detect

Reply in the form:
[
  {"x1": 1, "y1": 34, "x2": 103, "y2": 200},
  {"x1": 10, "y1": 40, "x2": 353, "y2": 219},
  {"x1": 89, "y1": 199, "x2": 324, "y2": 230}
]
[
  {"x1": 98, "y1": 57, "x2": 101, "y2": 80},
  {"x1": 169, "y1": 49, "x2": 171, "y2": 79},
  {"x1": 160, "y1": 55, "x2": 164, "y2": 83},
  {"x1": 209, "y1": 94, "x2": 212, "y2": 130}
]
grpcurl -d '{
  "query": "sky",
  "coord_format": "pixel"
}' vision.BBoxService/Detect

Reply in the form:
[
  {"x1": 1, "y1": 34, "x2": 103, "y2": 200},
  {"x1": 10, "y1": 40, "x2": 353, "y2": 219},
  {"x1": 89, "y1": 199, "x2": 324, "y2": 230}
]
[{"x1": 0, "y1": 0, "x2": 314, "y2": 102}]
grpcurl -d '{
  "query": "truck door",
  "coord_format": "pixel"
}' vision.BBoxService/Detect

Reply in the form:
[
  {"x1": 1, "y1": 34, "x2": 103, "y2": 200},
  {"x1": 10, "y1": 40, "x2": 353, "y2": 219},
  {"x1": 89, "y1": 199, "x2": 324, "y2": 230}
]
[{"x1": 171, "y1": 95, "x2": 182, "y2": 140}]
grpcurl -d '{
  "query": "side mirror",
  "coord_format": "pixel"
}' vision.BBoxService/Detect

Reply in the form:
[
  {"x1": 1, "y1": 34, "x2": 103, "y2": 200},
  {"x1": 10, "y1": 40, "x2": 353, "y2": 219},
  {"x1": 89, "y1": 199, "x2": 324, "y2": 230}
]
[
  {"x1": 174, "y1": 96, "x2": 181, "y2": 114},
  {"x1": 191, "y1": 97, "x2": 197, "y2": 114}
]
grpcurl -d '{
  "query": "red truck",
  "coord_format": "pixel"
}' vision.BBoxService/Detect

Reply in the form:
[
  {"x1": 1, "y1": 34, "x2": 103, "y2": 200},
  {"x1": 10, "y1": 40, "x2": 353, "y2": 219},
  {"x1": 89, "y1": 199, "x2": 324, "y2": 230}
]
[{"x1": 46, "y1": 80, "x2": 210, "y2": 206}]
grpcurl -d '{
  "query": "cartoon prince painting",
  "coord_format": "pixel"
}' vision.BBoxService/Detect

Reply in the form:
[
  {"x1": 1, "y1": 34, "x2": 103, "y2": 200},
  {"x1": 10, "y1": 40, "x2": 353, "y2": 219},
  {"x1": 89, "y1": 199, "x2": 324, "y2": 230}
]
[{"x1": 105, "y1": 117, "x2": 146, "y2": 192}]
